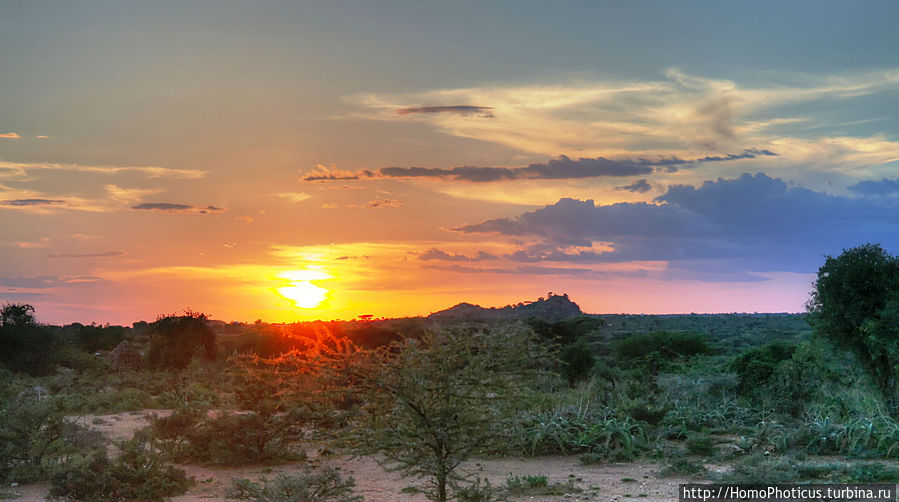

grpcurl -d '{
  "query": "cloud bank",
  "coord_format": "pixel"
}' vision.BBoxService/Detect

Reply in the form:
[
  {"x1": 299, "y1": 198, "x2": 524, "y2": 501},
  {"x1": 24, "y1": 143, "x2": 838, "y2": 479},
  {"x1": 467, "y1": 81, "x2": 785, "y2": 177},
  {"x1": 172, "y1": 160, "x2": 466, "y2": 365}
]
[
  {"x1": 449, "y1": 173, "x2": 899, "y2": 279},
  {"x1": 303, "y1": 149, "x2": 776, "y2": 183}
]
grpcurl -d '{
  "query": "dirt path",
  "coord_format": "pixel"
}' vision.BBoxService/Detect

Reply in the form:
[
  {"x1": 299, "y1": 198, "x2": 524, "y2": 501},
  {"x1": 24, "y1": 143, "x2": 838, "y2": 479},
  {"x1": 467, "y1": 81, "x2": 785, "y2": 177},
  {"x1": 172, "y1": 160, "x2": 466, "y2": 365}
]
[{"x1": 12, "y1": 410, "x2": 695, "y2": 501}]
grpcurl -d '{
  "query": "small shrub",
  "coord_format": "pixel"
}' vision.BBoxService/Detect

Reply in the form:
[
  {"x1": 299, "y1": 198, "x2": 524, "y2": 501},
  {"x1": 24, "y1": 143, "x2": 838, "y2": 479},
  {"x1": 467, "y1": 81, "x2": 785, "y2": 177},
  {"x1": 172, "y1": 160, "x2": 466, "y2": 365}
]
[
  {"x1": 715, "y1": 453, "x2": 799, "y2": 484},
  {"x1": 614, "y1": 332, "x2": 711, "y2": 363},
  {"x1": 49, "y1": 437, "x2": 191, "y2": 501},
  {"x1": 153, "y1": 411, "x2": 303, "y2": 465},
  {"x1": 843, "y1": 462, "x2": 899, "y2": 482},
  {"x1": 505, "y1": 474, "x2": 547, "y2": 494},
  {"x1": 660, "y1": 457, "x2": 707, "y2": 477},
  {"x1": 455, "y1": 477, "x2": 501, "y2": 502},
  {"x1": 686, "y1": 435, "x2": 716, "y2": 456},
  {"x1": 505, "y1": 474, "x2": 580, "y2": 496},
  {"x1": 0, "y1": 391, "x2": 66, "y2": 483},
  {"x1": 226, "y1": 467, "x2": 361, "y2": 502}
]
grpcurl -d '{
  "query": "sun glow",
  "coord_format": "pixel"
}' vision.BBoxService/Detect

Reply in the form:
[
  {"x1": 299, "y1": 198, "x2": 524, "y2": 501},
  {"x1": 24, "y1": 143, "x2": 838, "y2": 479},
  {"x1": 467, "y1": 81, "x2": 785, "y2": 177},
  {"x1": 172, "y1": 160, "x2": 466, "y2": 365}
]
[{"x1": 277, "y1": 268, "x2": 332, "y2": 309}]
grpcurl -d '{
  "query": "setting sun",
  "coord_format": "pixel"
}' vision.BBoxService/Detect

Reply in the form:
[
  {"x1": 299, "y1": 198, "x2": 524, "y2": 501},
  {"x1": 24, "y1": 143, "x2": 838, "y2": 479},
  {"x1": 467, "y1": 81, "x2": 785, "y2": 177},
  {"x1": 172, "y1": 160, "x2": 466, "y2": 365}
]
[{"x1": 278, "y1": 281, "x2": 329, "y2": 309}]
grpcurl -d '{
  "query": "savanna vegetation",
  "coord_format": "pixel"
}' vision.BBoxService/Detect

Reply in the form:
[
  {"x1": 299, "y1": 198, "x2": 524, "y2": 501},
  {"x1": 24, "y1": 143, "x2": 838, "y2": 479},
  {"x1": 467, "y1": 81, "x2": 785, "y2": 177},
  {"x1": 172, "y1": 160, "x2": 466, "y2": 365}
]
[{"x1": 3, "y1": 243, "x2": 899, "y2": 500}]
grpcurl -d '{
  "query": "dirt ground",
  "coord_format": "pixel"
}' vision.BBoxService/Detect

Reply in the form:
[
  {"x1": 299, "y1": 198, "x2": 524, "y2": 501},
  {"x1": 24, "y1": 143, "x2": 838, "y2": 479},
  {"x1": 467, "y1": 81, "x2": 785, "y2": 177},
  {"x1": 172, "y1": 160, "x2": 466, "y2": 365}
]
[{"x1": 11, "y1": 410, "x2": 699, "y2": 502}]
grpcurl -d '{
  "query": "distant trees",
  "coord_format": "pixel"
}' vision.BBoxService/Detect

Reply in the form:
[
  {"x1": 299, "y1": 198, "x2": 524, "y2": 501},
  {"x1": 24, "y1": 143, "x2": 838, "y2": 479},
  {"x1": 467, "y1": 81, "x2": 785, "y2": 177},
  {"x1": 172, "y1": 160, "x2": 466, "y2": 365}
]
[
  {"x1": 146, "y1": 310, "x2": 216, "y2": 369},
  {"x1": 807, "y1": 243, "x2": 899, "y2": 413}
]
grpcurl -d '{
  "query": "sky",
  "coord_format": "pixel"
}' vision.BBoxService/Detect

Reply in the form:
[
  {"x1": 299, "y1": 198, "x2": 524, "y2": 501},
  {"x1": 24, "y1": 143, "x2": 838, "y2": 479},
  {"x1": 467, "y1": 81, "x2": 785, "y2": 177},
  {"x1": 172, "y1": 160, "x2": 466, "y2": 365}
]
[{"x1": 2, "y1": 1, "x2": 899, "y2": 324}]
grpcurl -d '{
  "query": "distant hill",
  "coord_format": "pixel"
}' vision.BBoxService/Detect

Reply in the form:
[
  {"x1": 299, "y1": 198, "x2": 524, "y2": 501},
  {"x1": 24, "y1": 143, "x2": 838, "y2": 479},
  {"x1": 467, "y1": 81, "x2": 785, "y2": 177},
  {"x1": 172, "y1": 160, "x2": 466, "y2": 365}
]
[{"x1": 428, "y1": 293, "x2": 583, "y2": 322}]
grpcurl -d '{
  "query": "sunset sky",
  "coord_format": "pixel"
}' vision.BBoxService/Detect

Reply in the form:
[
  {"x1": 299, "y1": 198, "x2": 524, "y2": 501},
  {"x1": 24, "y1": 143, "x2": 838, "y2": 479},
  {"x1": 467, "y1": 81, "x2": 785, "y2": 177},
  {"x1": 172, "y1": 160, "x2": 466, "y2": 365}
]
[{"x1": 3, "y1": 1, "x2": 899, "y2": 324}]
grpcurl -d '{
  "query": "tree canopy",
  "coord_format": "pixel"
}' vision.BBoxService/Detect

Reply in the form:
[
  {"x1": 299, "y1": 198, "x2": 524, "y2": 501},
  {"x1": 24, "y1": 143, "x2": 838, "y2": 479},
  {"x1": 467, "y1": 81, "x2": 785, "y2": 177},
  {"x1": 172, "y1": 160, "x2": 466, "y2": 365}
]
[{"x1": 807, "y1": 243, "x2": 899, "y2": 412}]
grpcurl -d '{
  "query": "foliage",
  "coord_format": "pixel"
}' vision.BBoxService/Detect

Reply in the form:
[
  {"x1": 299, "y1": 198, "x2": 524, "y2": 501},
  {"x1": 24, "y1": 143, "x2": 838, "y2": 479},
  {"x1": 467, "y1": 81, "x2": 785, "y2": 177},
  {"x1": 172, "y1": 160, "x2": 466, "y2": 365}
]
[
  {"x1": 714, "y1": 453, "x2": 800, "y2": 484},
  {"x1": 513, "y1": 408, "x2": 646, "y2": 461},
  {"x1": 660, "y1": 457, "x2": 707, "y2": 477},
  {"x1": 807, "y1": 243, "x2": 899, "y2": 411},
  {"x1": 350, "y1": 326, "x2": 546, "y2": 502},
  {"x1": 613, "y1": 332, "x2": 711, "y2": 365},
  {"x1": 0, "y1": 304, "x2": 57, "y2": 375},
  {"x1": 454, "y1": 477, "x2": 502, "y2": 502},
  {"x1": 146, "y1": 310, "x2": 216, "y2": 369},
  {"x1": 504, "y1": 473, "x2": 580, "y2": 497},
  {"x1": 731, "y1": 341, "x2": 796, "y2": 395},
  {"x1": 0, "y1": 387, "x2": 66, "y2": 483},
  {"x1": 529, "y1": 316, "x2": 604, "y2": 386},
  {"x1": 48, "y1": 436, "x2": 191, "y2": 501},
  {"x1": 0, "y1": 303, "x2": 36, "y2": 327},
  {"x1": 227, "y1": 467, "x2": 361, "y2": 502},
  {"x1": 70, "y1": 323, "x2": 126, "y2": 353},
  {"x1": 731, "y1": 340, "x2": 832, "y2": 417}
]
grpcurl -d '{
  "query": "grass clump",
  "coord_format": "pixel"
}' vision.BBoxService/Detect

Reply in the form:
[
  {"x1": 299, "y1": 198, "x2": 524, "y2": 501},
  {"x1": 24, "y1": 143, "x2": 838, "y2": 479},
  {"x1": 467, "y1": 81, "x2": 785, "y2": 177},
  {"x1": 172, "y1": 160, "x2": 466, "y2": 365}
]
[{"x1": 505, "y1": 473, "x2": 581, "y2": 496}]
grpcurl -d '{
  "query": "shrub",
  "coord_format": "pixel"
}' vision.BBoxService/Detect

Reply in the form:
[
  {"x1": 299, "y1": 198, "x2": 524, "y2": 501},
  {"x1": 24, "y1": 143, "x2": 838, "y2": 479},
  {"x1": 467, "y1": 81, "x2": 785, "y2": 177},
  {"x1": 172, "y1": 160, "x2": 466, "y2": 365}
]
[
  {"x1": 731, "y1": 341, "x2": 796, "y2": 395},
  {"x1": 715, "y1": 453, "x2": 799, "y2": 484},
  {"x1": 614, "y1": 332, "x2": 711, "y2": 364},
  {"x1": 504, "y1": 474, "x2": 580, "y2": 497},
  {"x1": 152, "y1": 409, "x2": 304, "y2": 465},
  {"x1": 686, "y1": 435, "x2": 716, "y2": 456},
  {"x1": 49, "y1": 436, "x2": 191, "y2": 501},
  {"x1": 0, "y1": 390, "x2": 66, "y2": 483},
  {"x1": 226, "y1": 467, "x2": 361, "y2": 502},
  {"x1": 660, "y1": 457, "x2": 707, "y2": 477},
  {"x1": 146, "y1": 310, "x2": 215, "y2": 369}
]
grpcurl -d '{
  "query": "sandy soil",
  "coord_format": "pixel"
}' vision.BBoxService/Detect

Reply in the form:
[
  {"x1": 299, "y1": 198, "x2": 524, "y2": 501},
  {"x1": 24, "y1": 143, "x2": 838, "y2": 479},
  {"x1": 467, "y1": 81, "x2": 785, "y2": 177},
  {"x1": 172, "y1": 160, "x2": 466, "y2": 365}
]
[{"x1": 10, "y1": 410, "x2": 697, "y2": 502}]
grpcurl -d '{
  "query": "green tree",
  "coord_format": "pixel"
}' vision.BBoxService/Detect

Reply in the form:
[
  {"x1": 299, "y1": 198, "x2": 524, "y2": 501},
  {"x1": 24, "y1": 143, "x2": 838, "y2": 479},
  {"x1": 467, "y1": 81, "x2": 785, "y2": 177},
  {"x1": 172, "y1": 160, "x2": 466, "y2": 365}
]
[
  {"x1": 350, "y1": 326, "x2": 545, "y2": 502},
  {"x1": 807, "y1": 243, "x2": 899, "y2": 412},
  {"x1": 146, "y1": 310, "x2": 216, "y2": 369},
  {"x1": 0, "y1": 303, "x2": 56, "y2": 375},
  {"x1": 0, "y1": 303, "x2": 36, "y2": 327}
]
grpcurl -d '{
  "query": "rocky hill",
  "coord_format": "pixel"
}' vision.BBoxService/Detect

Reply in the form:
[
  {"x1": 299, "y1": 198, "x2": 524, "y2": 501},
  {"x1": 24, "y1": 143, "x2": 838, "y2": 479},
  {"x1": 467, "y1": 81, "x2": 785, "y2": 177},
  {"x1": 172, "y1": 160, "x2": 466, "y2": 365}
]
[{"x1": 428, "y1": 293, "x2": 583, "y2": 322}]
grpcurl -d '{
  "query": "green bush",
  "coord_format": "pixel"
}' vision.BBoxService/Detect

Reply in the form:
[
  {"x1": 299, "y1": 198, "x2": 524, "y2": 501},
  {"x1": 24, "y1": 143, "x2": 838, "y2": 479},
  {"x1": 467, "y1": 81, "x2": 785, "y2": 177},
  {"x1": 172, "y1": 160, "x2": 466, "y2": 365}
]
[
  {"x1": 504, "y1": 474, "x2": 580, "y2": 497},
  {"x1": 146, "y1": 311, "x2": 216, "y2": 369},
  {"x1": 660, "y1": 456, "x2": 707, "y2": 477},
  {"x1": 715, "y1": 453, "x2": 799, "y2": 484},
  {"x1": 686, "y1": 435, "x2": 716, "y2": 456},
  {"x1": 614, "y1": 332, "x2": 711, "y2": 364},
  {"x1": 731, "y1": 341, "x2": 796, "y2": 395},
  {"x1": 226, "y1": 467, "x2": 361, "y2": 502},
  {"x1": 49, "y1": 437, "x2": 191, "y2": 501},
  {"x1": 152, "y1": 410, "x2": 303, "y2": 465},
  {"x1": 0, "y1": 390, "x2": 66, "y2": 483}
]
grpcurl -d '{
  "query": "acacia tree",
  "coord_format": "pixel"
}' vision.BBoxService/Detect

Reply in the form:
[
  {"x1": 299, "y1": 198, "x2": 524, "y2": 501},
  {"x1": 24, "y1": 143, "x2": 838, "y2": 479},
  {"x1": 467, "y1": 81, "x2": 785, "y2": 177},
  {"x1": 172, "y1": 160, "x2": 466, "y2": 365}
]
[
  {"x1": 807, "y1": 243, "x2": 899, "y2": 412},
  {"x1": 350, "y1": 325, "x2": 546, "y2": 502}
]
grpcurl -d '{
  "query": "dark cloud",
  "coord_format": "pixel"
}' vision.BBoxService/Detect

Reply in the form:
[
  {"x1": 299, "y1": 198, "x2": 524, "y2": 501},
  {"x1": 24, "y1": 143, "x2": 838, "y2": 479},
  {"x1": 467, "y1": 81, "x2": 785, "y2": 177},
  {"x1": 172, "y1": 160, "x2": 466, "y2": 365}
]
[
  {"x1": 617, "y1": 179, "x2": 652, "y2": 193},
  {"x1": 452, "y1": 172, "x2": 899, "y2": 276},
  {"x1": 364, "y1": 198, "x2": 403, "y2": 208},
  {"x1": 308, "y1": 149, "x2": 777, "y2": 183},
  {"x1": 0, "y1": 198, "x2": 64, "y2": 206},
  {"x1": 48, "y1": 251, "x2": 123, "y2": 258},
  {"x1": 303, "y1": 172, "x2": 364, "y2": 181},
  {"x1": 397, "y1": 105, "x2": 494, "y2": 117},
  {"x1": 848, "y1": 177, "x2": 899, "y2": 196},
  {"x1": 425, "y1": 263, "x2": 611, "y2": 279},
  {"x1": 418, "y1": 248, "x2": 498, "y2": 261},
  {"x1": 132, "y1": 202, "x2": 192, "y2": 211},
  {"x1": 0, "y1": 275, "x2": 103, "y2": 288},
  {"x1": 131, "y1": 202, "x2": 223, "y2": 213}
]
